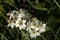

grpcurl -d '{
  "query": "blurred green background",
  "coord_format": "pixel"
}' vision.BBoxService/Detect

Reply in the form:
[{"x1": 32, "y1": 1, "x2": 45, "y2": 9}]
[{"x1": 0, "y1": 0, "x2": 60, "y2": 40}]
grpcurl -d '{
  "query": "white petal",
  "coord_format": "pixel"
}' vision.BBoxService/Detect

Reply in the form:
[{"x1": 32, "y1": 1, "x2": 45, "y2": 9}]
[
  {"x1": 18, "y1": 14, "x2": 22, "y2": 18},
  {"x1": 7, "y1": 24, "x2": 10, "y2": 27},
  {"x1": 7, "y1": 13, "x2": 10, "y2": 16},
  {"x1": 19, "y1": 27, "x2": 22, "y2": 30},
  {"x1": 30, "y1": 26, "x2": 35, "y2": 29},
  {"x1": 30, "y1": 33, "x2": 34, "y2": 38},
  {"x1": 15, "y1": 24, "x2": 19, "y2": 27},
  {"x1": 22, "y1": 20, "x2": 26, "y2": 23},
  {"x1": 35, "y1": 28, "x2": 39, "y2": 31},
  {"x1": 36, "y1": 32, "x2": 40, "y2": 36},
  {"x1": 17, "y1": 18, "x2": 21, "y2": 20},
  {"x1": 43, "y1": 23, "x2": 46, "y2": 27},
  {"x1": 39, "y1": 28, "x2": 46, "y2": 33}
]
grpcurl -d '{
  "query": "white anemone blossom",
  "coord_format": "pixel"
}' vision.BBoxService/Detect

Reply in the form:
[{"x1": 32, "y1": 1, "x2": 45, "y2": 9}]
[
  {"x1": 18, "y1": 9, "x2": 25, "y2": 18},
  {"x1": 39, "y1": 22, "x2": 46, "y2": 33},
  {"x1": 26, "y1": 21, "x2": 39, "y2": 32},
  {"x1": 31, "y1": 18, "x2": 40, "y2": 30},
  {"x1": 29, "y1": 29, "x2": 40, "y2": 38},
  {"x1": 15, "y1": 19, "x2": 26, "y2": 30},
  {"x1": 7, "y1": 10, "x2": 18, "y2": 19},
  {"x1": 7, "y1": 20, "x2": 15, "y2": 28},
  {"x1": 7, "y1": 22, "x2": 15, "y2": 28}
]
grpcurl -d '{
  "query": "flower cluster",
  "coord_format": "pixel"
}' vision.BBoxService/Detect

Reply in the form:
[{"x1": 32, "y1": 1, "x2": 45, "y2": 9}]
[{"x1": 7, "y1": 9, "x2": 46, "y2": 38}]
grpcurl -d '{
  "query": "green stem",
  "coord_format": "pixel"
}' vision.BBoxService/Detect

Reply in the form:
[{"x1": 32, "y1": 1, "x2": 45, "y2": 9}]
[
  {"x1": 27, "y1": 0, "x2": 47, "y2": 10},
  {"x1": 56, "y1": 28, "x2": 60, "y2": 34},
  {"x1": 0, "y1": 12, "x2": 8, "y2": 21},
  {"x1": 21, "y1": 31, "x2": 27, "y2": 40},
  {"x1": 40, "y1": 35, "x2": 47, "y2": 40},
  {"x1": 21, "y1": 31, "x2": 26, "y2": 37},
  {"x1": 54, "y1": 0, "x2": 60, "y2": 8},
  {"x1": 0, "y1": 33, "x2": 8, "y2": 40},
  {"x1": 0, "y1": 5, "x2": 8, "y2": 21},
  {"x1": 11, "y1": 3, "x2": 18, "y2": 10},
  {"x1": 51, "y1": 27, "x2": 58, "y2": 39},
  {"x1": 4, "y1": 26, "x2": 14, "y2": 38},
  {"x1": 26, "y1": 32, "x2": 30, "y2": 40},
  {"x1": 21, "y1": 31, "x2": 30, "y2": 40}
]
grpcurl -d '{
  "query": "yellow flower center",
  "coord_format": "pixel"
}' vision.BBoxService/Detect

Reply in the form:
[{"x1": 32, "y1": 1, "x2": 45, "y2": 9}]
[
  {"x1": 32, "y1": 29, "x2": 37, "y2": 34},
  {"x1": 32, "y1": 17, "x2": 37, "y2": 21},
  {"x1": 18, "y1": 21, "x2": 23, "y2": 26}
]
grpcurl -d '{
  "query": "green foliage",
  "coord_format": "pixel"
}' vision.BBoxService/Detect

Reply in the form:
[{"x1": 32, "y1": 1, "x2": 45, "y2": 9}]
[{"x1": 0, "y1": 0, "x2": 60, "y2": 40}]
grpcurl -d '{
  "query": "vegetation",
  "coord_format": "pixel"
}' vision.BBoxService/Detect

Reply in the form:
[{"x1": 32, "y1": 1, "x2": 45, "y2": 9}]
[{"x1": 0, "y1": 0, "x2": 60, "y2": 40}]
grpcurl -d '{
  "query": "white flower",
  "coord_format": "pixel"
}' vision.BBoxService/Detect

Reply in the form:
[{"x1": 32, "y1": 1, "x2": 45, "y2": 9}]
[
  {"x1": 39, "y1": 22, "x2": 46, "y2": 33},
  {"x1": 18, "y1": 13, "x2": 25, "y2": 19},
  {"x1": 7, "y1": 19, "x2": 16, "y2": 28},
  {"x1": 29, "y1": 29, "x2": 40, "y2": 38},
  {"x1": 30, "y1": 25, "x2": 39, "y2": 31},
  {"x1": 7, "y1": 10, "x2": 18, "y2": 19},
  {"x1": 7, "y1": 22, "x2": 15, "y2": 28},
  {"x1": 26, "y1": 26, "x2": 31, "y2": 32},
  {"x1": 18, "y1": 9, "x2": 25, "y2": 18},
  {"x1": 15, "y1": 19, "x2": 26, "y2": 30},
  {"x1": 30, "y1": 21, "x2": 40, "y2": 31},
  {"x1": 26, "y1": 21, "x2": 40, "y2": 32}
]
